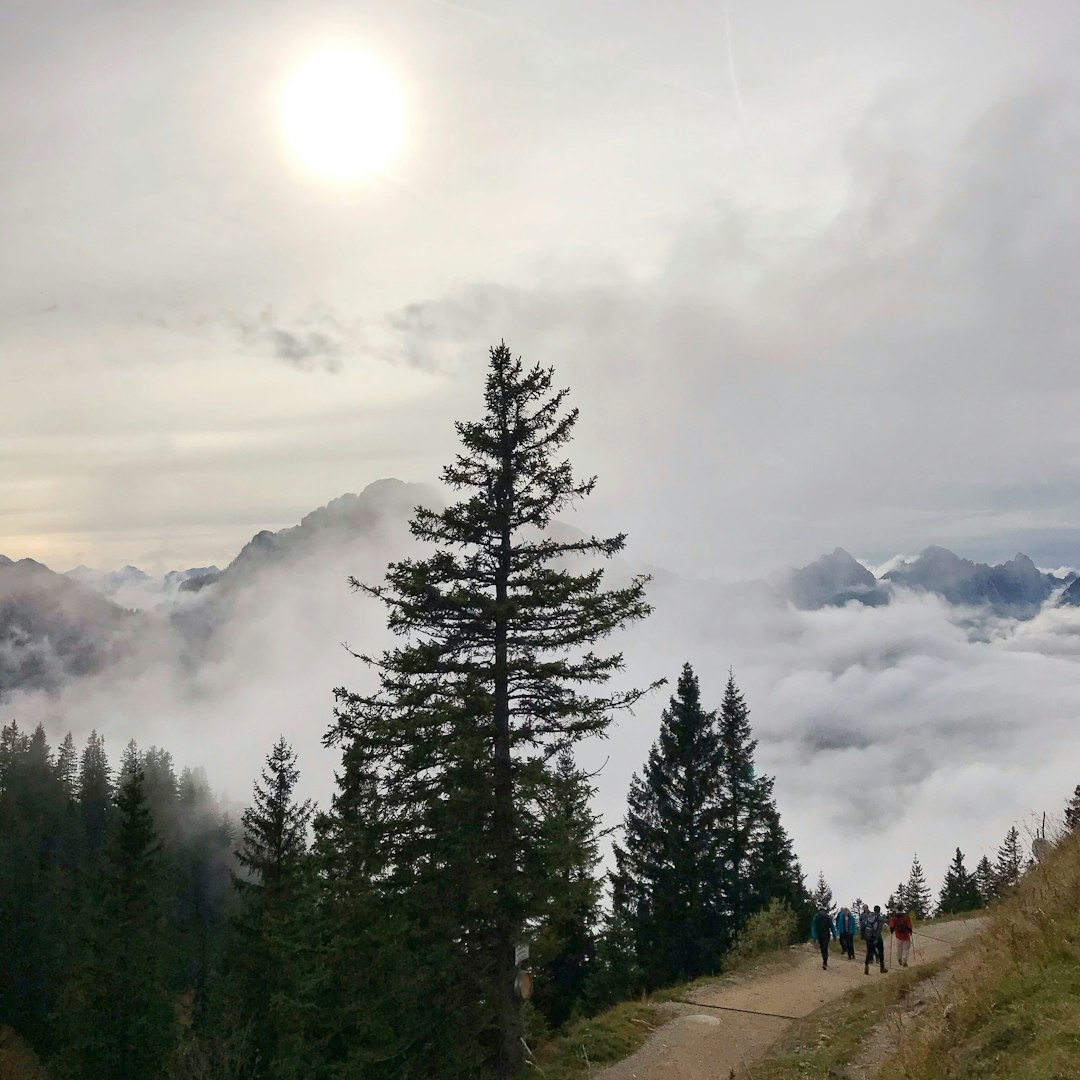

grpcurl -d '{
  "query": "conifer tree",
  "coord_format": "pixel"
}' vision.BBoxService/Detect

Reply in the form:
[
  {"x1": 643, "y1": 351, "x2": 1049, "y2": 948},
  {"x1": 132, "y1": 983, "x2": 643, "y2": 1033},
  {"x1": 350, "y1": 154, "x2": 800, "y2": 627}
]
[
  {"x1": 994, "y1": 826, "x2": 1024, "y2": 895},
  {"x1": 1064, "y1": 784, "x2": 1080, "y2": 831},
  {"x1": 226, "y1": 737, "x2": 314, "y2": 1072},
  {"x1": 530, "y1": 749, "x2": 603, "y2": 1029},
  {"x1": 936, "y1": 848, "x2": 982, "y2": 915},
  {"x1": 746, "y1": 784, "x2": 811, "y2": 922},
  {"x1": 614, "y1": 664, "x2": 727, "y2": 988},
  {"x1": 716, "y1": 672, "x2": 763, "y2": 929},
  {"x1": 903, "y1": 855, "x2": 932, "y2": 918},
  {"x1": 55, "y1": 733, "x2": 78, "y2": 797},
  {"x1": 77, "y1": 731, "x2": 111, "y2": 854},
  {"x1": 974, "y1": 855, "x2": 995, "y2": 905},
  {"x1": 326, "y1": 343, "x2": 656, "y2": 1077},
  {"x1": 63, "y1": 763, "x2": 175, "y2": 1078},
  {"x1": 811, "y1": 871, "x2": 834, "y2": 913}
]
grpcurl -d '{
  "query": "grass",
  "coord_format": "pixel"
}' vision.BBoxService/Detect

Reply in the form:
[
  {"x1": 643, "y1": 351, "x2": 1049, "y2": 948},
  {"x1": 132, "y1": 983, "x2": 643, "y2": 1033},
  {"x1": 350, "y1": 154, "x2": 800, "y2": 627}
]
[
  {"x1": 521, "y1": 999, "x2": 664, "y2": 1079},
  {"x1": 877, "y1": 829, "x2": 1080, "y2": 1080},
  {"x1": 740, "y1": 957, "x2": 948, "y2": 1080}
]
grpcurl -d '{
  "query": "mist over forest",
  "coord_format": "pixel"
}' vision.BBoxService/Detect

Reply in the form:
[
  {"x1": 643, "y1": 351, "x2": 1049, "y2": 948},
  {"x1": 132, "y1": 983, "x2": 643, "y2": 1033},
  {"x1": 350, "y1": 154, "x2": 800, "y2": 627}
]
[{"x1": 5, "y1": 476, "x2": 1078, "y2": 911}]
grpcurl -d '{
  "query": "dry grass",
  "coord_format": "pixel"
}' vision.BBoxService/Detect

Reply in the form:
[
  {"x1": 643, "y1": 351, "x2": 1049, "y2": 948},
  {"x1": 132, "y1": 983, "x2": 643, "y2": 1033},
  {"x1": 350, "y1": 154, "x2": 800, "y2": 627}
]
[
  {"x1": 739, "y1": 958, "x2": 948, "y2": 1080},
  {"x1": 879, "y1": 829, "x2": 1080, "y2": 1080}
]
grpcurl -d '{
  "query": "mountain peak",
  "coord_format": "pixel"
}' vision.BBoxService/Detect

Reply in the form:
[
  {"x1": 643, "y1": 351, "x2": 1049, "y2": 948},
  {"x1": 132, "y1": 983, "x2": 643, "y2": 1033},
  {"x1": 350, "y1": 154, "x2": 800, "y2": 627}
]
[{"x1": 785, "y1": 548, "x2": 889, "y2": 610}]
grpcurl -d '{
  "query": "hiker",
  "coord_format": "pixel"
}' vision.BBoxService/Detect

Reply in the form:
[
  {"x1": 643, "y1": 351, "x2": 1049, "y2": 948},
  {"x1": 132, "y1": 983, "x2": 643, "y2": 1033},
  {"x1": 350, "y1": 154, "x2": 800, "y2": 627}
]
[
  {"x1": 810, "y1": 906, "x2": 834, "y2": 969},
  {"x1": 861, "y1": 904, "x2": 887, "y2": 975},
  {"x1": 889, "y1": 909, "x2": 914, "y2": 967},
  {"x1": 859, "y1": 903, "x2": 869, "y2": 940},
  {"x1": 835, "y1": 906, "x2": 857, "y2": 960}
]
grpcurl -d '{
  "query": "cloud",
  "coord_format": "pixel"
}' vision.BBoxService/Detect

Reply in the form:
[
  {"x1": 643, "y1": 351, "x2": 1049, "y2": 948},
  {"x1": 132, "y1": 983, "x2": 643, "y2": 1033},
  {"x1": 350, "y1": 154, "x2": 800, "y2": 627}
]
[
  {"x1": 368, "y1": 83, "x2": 1080, "y2": 577},
  {"x1": 10, "y1": 513, "x2": 1080, "y2": 916},
  {"x1": 236, "y1": 308, "x2": 347, "y2": 373}
]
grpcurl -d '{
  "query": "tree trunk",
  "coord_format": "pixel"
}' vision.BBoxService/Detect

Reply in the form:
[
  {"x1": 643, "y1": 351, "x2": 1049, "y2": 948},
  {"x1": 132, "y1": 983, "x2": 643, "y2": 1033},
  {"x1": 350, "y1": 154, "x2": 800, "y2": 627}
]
[{"x1": 492, "y1": 433, "x2": 522, "y2": 1078}]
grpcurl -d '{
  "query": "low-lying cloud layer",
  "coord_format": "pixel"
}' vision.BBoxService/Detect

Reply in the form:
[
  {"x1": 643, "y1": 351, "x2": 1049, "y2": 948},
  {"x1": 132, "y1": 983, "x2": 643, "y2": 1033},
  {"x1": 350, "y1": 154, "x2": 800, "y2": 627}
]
[{"x1": 7, "y1": 486, "x2": 1080, "y2": 911}]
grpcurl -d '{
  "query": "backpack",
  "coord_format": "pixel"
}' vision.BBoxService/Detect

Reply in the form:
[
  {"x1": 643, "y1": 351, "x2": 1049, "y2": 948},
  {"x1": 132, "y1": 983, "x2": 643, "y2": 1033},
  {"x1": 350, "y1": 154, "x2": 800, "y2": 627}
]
[{"x1": 862, "y1": 912, "x2": 883, "y2": 942}]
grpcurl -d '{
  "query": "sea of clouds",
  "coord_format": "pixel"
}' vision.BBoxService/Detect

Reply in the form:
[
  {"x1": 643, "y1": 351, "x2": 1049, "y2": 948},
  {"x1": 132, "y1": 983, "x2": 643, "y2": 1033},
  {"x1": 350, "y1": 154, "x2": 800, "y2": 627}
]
[{"x1": 8, "y1": 512, "x2": 1080, "y2": 912}]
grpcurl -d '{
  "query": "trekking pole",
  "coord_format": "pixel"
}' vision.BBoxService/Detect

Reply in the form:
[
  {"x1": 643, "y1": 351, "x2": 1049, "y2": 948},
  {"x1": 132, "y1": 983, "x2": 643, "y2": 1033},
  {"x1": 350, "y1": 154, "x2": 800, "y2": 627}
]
[{"x1": 889, "y1": 932, "x2": 893, "y2": 968}]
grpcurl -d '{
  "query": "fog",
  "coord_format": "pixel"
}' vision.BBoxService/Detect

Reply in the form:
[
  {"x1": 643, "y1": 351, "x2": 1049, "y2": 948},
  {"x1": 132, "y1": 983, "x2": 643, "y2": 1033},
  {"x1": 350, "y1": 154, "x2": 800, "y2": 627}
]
[{"x1": 8, "y1": 484, "x2": 1080, "y2": 910}]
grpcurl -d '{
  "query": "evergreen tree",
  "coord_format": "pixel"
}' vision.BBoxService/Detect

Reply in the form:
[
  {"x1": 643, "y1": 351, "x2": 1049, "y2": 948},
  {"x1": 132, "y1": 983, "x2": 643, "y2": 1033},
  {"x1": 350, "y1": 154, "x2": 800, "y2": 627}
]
[
  {"x1": 903, "y1": 855, "x2": 932, "y2": 918},
  {"x1": 62, "y1": 764, "x2": 176, "y2": 1078},
  {"x1": 994, "y1": 826, "x2": 1024, "y2": 895},
  {"x1": 77, "y1": 730, "x2": 111, "y2": 855},
  {"x1": 974, "y1": 855, "x2": 995, "y2": 905},
  {"x1": 716, "y1": 673, "x2": 764, "y2": 930},
  {"x1": 530, "y1": 749, "x2": 603, "y2": 1029},
  {"x1": 326, "y1": 343, "x2": 656, "y2": 1078},
  {"x1": 1064, "y1": 784, "x2": 1080, "y2": 831},
  {"x1": 614, "y1": 665, "x2": 728, "y2": 989},
  {"x1": 811, "y1": 871, "x2": 834, "y2": 913},
  {"x1": 886, "y1": 890, "x2": 898, "y2": 912},
  {"x1": 224, "y1": 737, "x2": 314, "y2": 1073},
  {"x1": 936, "y1": 848, "x2": 982, "y2": 915},
  {"x1": 55, "y1": 733, "x2": 78, "y2": 797},
  {"x1": 0, "y1": 721, "x2": 72, "y2": 1047},
  {"x1": 745, "y1": 785, "x2": 811, "y2": 923}
]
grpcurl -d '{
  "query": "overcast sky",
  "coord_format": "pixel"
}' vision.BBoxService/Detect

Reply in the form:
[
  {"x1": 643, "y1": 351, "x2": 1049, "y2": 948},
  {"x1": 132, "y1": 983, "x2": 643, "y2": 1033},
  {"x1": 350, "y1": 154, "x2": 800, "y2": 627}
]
[{"x1": 3, "y1": 0, "x2": 1079, "y2": 578}]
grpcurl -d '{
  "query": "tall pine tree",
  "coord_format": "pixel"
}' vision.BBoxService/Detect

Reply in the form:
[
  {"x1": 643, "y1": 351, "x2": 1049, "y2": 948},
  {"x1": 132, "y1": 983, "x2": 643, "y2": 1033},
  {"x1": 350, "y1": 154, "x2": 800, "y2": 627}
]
[
  {"x1": 974, "y1": 855, "x2": 995, "y2": 906},
  {"x1": 225, "y1": 737, "x2": 314, "y2": 1073},
  {"x1": 62, "y1": 763, "x2": 176, "y2": 1079},
  {"x1": 326, "y1": 343, "x2": 656, "y2": 1078},
  {"x1": 994, "y1": 826, "x2": 1024, "y2": 895},
  {"x1": 936, "y1": 848, "x2": 982, "y2": 915},
  {"x1": 811, "y1": 872, "x2": 834, "y2": 913},
  {"x1": 904, "y1": 855, "x2": 932, "y2": 918},
  {"x1": 614, "y1": 664, "x2": 727, "y2": 989}
]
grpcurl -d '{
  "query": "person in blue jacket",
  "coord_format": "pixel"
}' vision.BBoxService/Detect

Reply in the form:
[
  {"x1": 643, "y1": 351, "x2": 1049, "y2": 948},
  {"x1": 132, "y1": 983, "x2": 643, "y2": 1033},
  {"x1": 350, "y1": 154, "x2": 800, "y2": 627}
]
[
  {"x1": 834, "y1": 906, "x2": 857, "y2": 960},
  {"x1": 810, "y1": 907, "x2": 834, "y2": 969}
]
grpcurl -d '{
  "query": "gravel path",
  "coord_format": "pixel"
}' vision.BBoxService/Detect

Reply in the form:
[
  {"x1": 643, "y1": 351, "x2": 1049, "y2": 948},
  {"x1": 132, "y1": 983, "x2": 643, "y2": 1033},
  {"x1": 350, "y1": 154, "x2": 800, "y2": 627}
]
[{"x1": 595, "y1": 918, "x2": 985, "y2": 1080}]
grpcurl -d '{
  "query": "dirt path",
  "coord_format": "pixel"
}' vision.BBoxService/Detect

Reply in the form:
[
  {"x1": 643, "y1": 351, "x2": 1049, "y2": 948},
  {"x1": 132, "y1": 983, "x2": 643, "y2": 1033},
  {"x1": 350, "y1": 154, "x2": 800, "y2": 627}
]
[{"x1": 595, "y1": 919, "x2": 984, "y2": 1080}]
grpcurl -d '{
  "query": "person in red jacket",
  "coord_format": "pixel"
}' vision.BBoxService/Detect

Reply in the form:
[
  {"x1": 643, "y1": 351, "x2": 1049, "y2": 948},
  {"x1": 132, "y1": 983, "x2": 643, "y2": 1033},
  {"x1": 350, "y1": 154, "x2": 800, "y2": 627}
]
[{"x1": 889, "y1": 909, "x2": 914, "y2": 967}]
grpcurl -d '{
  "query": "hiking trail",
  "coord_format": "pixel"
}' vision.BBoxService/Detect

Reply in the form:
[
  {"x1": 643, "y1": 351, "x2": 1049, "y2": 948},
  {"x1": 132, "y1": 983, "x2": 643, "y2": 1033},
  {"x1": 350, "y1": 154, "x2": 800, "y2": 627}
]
[{"x1": 594, "y1": 917, "x2": 984, "y2": 1080}]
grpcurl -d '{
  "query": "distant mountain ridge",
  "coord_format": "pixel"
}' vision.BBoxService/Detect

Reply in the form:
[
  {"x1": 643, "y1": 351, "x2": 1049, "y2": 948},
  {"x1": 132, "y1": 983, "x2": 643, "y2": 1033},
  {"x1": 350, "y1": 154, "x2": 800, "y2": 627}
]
[
  {"x1": 0, "y1": 557, "x2": 137, "y2": 697},
  {"x1": 785, "y1": 545, "x2": 1070, "y2": 617},
  {"x1": 6, "y1": 479, "x2": 1080, "y2": 703}
]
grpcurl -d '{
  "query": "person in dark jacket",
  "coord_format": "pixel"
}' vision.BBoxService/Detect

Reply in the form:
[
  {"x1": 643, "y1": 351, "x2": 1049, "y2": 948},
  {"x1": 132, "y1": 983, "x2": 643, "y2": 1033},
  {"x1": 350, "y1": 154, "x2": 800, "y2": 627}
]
[
  {"x1": 834, "y1": 906, "x2": 857, "y2": 960},
  {"x1": 810, "y1": 907, "x2": 834, "y2": 969},
  {"x1": 860, "y1": 904, "x2": 887, "y2": 975}
]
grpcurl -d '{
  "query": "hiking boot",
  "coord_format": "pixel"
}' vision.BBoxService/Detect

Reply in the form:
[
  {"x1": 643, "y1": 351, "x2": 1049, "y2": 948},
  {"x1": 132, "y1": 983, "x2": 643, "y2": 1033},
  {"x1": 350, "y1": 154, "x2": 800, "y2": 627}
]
[
  {"x1": 864, "y1": 963, "x2": 869, "y2": 975},
  {"x1": 880, "y1": 965, "x2": 888, "y2": 974}
]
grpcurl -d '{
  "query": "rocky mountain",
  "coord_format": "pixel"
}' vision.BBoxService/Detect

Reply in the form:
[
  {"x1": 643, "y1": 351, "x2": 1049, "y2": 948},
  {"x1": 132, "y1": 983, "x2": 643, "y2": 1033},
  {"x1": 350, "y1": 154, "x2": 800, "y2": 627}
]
[
  {"x1": 67, "y1": 564, "x2": 220, "y2": 604},
  {"x1": 0, "y1": 557, "x2": 138, "y2": 697},
  {"x1": 191, "y1": 478, "x2": 435, "y2": 595},
  {"x1": 882, "y1": 547, "x2": 1059, "y2": 617},
  {"x1": 784, "y1": 548, "x2": 891, "y2": 610}
]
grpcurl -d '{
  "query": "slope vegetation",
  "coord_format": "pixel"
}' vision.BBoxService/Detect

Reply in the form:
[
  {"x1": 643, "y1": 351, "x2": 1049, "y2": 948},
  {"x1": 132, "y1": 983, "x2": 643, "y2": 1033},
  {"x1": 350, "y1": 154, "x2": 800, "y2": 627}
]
[{"x1": 878, "y1": 829, "x2": 1080, "y2": 1079}]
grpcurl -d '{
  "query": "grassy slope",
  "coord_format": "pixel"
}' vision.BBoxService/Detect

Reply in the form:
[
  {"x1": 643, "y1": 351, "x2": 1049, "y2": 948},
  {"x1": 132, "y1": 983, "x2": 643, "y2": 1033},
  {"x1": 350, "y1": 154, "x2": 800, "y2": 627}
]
[
  {"x1": 741, "y1": 956, "x2": 950, "y2": 1080},
  {"x1": 879, "y1": 829, "x2": 1080, "y2": 1080}
]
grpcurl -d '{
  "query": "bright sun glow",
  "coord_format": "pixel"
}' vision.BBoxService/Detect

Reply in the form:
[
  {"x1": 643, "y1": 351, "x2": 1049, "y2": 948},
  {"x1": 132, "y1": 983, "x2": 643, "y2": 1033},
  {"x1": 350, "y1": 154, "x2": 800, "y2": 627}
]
[{"x1": 282, "y1": 46, "x2": 402, "y2": 180}]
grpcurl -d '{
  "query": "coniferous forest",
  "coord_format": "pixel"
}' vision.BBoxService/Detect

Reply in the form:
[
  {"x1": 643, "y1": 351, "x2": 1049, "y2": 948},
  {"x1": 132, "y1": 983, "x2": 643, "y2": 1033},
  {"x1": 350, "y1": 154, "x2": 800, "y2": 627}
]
[{"x1": 5, "y1": 343, "x2": 1021, "y2": 1078}]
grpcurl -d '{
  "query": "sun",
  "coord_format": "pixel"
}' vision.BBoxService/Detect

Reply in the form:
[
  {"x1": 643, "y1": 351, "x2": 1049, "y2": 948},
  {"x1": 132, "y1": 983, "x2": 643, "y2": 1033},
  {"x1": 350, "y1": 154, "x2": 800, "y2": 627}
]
[{"x1": 281, "y1": 46, "x2": 402, "y2": 181}]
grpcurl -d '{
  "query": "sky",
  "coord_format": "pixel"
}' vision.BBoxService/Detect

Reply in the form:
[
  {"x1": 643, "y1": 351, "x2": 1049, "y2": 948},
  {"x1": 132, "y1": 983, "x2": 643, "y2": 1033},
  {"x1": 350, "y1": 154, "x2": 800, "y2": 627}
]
[
  {"x1": 3, "y1": 0, "x2": 1080, "y2": 578},
  {"x1": 4, "y1": 1, "x2": 1080, "y2": 906}
]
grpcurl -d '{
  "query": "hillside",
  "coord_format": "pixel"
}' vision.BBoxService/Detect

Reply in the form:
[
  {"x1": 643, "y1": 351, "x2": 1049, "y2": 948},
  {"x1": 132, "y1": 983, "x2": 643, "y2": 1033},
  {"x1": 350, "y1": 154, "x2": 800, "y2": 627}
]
[
  {"x1": 0, "y1": 558, "x2": 137, "y2": 697},
  {"x1": 875, "y1": 828, "x2": 1080, "y2": 1079}
]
